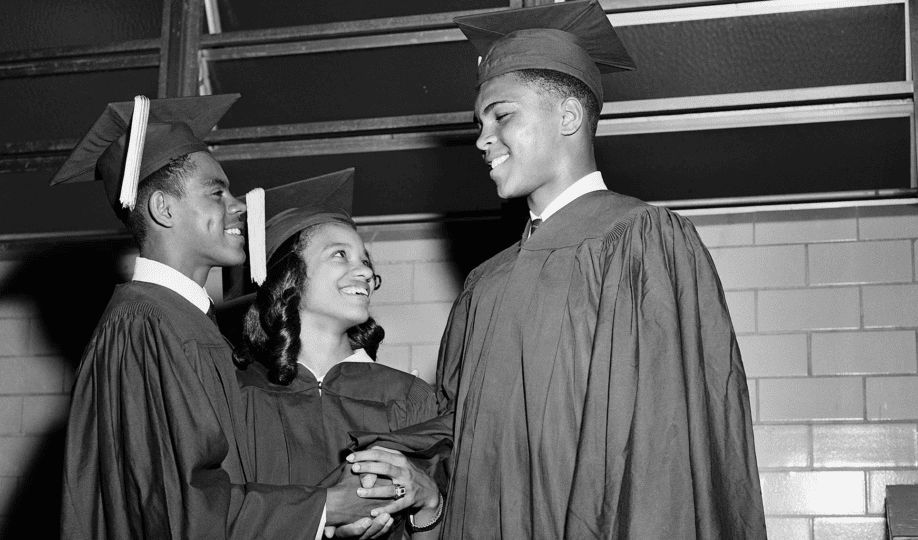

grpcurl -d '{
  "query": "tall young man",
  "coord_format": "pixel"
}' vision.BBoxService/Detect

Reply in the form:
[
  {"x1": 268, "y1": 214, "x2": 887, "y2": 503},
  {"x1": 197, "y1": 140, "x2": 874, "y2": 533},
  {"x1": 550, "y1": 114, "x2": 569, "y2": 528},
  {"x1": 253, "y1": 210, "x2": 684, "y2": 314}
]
[
  {"x1": 53, "y1": 95, "x2": 386, "y2": 539},
  {"x1": 430, "y1": 2, "x2": 767, "y2": 538}
]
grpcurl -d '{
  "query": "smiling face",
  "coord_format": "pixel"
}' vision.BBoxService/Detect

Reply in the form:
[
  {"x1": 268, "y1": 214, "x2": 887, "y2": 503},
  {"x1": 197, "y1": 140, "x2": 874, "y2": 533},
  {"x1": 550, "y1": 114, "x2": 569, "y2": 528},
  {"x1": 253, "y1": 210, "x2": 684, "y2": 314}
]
[
  {"x1": 169, "y1": 151, "x2": 247, "y2": 279},
  {"x1": 474, "y1": 72, "x2": 567, "y2": 205},
  {"x1": 297, "y1": 222, "x2": 375, "y2": 333}
]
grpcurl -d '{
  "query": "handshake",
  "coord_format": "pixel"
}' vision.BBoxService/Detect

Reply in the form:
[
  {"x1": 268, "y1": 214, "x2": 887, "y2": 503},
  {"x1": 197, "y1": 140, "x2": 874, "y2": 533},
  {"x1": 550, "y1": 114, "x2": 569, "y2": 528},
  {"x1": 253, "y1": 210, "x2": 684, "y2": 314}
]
[{"x1": 323, "y1": 447, "x2": 443, "y2": 539}]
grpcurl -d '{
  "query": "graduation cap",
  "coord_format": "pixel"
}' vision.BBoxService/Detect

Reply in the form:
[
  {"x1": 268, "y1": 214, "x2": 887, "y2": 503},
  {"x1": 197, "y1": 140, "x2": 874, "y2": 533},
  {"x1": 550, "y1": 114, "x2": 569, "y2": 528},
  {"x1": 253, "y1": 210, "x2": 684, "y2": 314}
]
[
  {"x1": 49, "y1": 94, "x2": 240, "y2": 216},
  {"x1": 246, "y1": 168, "x2": 356, "y2": 285},
  {"x1": 454, "y1": 0, "x2": 635, "y2": 103}
]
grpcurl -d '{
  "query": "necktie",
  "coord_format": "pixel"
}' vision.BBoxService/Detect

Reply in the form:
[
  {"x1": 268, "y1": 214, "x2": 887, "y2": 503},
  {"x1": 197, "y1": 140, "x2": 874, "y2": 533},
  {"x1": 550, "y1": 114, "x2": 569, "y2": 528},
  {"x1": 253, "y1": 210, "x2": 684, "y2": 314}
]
[
  {"x1": 206, "y1": 301, "x2": 219, "y2": 327},
  {"x1": 529, "y1": 218, "x2": 542, "y2": 238}
]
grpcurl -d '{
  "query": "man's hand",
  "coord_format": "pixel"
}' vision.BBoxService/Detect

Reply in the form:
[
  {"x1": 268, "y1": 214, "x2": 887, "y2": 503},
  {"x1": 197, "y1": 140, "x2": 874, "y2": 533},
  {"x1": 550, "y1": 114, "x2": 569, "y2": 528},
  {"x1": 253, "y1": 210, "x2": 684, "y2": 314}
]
[{"x1": 347, "y1": 447, "x2": 440, "y2": 517}]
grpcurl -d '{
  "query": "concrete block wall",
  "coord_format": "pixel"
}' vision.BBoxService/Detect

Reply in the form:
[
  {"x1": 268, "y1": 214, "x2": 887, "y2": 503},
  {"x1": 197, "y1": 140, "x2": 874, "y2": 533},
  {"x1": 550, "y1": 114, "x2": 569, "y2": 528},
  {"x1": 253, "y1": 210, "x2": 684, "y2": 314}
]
[
  {"x1": 694, "y1": 205, "x2": 918, "y2": 540},
  {"x1": 1, "y1": 204, "x2": 917, "y2": 537}
]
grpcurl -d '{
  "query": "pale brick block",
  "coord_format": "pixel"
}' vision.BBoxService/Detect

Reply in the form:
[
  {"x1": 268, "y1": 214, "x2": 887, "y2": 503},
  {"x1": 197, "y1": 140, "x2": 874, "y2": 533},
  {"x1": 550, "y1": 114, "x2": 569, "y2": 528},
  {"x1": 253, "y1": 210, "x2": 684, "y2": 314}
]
[
  {"x1": 413, "y1": 262, "x2": 462, "y2": 303},
  {"x1": 866, "y1": 376, "x2": 918, "y2": 420},
  {"x1": 411, "y1": 344, "x2": 439, "y2": 386},
  {"x1": 0, "y1": 476, "x2": 17, "y2": 517},
  {"x1": 376, "y1": 344, "x2": 412, "y2": 374},
  {"x1": 0, "y1": 294, "x2": 36, "y2": 319},
  {"x1": 748, "y1": 380, "x2": 758, "y2": 422},
  {"x1": 809, "y1": 241, "x2": 912, "y2": 286},
  {"x1": 686, "y1": 215, "x2": 754, "y2": 247},
  {"x1": 755, "y1": 208, "x2": 858, "y2": 245},
  {"x1": 765, "y1": 518, "x2": 811, "y2": 540},
  {"x1": 812, "y1": 331, "x2": 916, "y2": 375},
  {"x1": 813, "y1": 424, "x2": 917, "y2": 468},
  {"x1": 21, "y1": 395, "x2": 70, "y2": 435},
  {"x1": 371, "y1": 303, "x2": 452, "y2": 345},
  {"x1": 0, "y1": 357, "x2": 66, "y2": 395},
  {"x1": 368, "y1": 238, "x2": 452, "y2": 263},
  {"x1": 725, "y1": 291, "x2": 755, "y2": 333},
  {"x1": 753, "y1": 424, "x2": 809, "y2": 468},
  {"x1": 867, "y1": 469, "x2": 918, "y2": 513},
  {"x1": 0, "y1": 397, "x2": 22, "y2": 435},
  {"x1": 859, "y1": 205, "x2": 918, "y2": 240},
  {"x1": 863, "y1": 284, "x2": 918, "y2": 328},
  {"x1": 759, "y1": 378, "x2": 863, "y2": 421},
  {"x1": 708, "y1": 245, "x2": 804, "y2": 290},
  {"x1": 27, "y1": 318, "x2": 63, "y2": 356},
  {"x1": 0, "y1": 436, "x2": 42, "y2": 475},
  {"x1": 758, "y1": 288, "x2": 860, "y2": 332},
  {"x1": 812, "y1": 517, "x2": 886, "y2": 540},
  {"x1": 0, "y1": 319, "x2": 29, "y2": 357},
  {"x1": 760, "y1": 470, "x2": 865, "y2": 515},
  {"x1": 371, "y1": 263, "x2": 413, "y2": 305},
  {"x1": 738, "y1": 334, "x2": 807, "y2": 378}
]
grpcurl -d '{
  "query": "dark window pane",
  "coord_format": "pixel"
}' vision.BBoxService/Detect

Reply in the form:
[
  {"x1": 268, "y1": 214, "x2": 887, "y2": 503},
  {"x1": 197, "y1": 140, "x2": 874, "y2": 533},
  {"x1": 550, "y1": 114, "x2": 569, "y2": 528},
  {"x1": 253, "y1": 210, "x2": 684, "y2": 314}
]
[
  {"x1": 210, "y1": 42, "x2": 479, "y2": 126},
  {"x1": 0, "y1": 170, "x2": 124, "y2": 235},
  {"x1": 0, "y1": 0, "x2": 162, "y2": 53},
  {"x1": 0, "y1": 69, "x2": 159, "y2": 143},
  {"x1": 596, "y1": 118, "x2": 910, "y2": 202},
  {"x1": 608, "y1": 5, "x2": 906, "y2": 100},
  {"x1": 219, "y1": 145, "x2": 498, "y2": 217},
  {"x1": 218, "y1": 0, "x2": 509, "y2": 32}
]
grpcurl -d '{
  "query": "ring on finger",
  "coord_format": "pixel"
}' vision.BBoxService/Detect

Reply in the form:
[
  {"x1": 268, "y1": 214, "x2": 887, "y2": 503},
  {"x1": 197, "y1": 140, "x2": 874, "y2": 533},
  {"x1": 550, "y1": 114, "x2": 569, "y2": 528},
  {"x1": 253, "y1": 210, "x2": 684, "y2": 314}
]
[{"x1": 393, "y1": 484, "x2": 406, "y2": 499}]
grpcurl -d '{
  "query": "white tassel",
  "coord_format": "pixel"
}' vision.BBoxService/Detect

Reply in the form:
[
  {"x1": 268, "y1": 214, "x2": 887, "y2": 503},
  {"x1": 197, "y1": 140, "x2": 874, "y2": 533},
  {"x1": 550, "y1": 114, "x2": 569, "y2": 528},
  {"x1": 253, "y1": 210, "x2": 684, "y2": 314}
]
[
  {"x1": 120, "y1": 95, "x2": 151, "y2": 210},
  {"x1": 246, "y1": 188, "x2": 266, "y2": 285}
]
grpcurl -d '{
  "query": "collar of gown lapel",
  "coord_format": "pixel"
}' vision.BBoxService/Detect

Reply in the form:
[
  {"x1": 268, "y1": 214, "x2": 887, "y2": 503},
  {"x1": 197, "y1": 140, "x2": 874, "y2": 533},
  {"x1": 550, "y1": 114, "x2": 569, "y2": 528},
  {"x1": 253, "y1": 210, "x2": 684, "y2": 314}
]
[{"x1": 520, "y1": 190, "x2": 648, "y2": 251}]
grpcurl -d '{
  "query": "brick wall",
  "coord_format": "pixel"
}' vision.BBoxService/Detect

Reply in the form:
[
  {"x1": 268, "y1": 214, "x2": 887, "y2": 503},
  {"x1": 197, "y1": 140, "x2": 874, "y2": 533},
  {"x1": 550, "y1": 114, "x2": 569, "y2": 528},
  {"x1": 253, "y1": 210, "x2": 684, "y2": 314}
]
[{"x1": 2, "y1": 204, "x2": 917, "y2": 538}]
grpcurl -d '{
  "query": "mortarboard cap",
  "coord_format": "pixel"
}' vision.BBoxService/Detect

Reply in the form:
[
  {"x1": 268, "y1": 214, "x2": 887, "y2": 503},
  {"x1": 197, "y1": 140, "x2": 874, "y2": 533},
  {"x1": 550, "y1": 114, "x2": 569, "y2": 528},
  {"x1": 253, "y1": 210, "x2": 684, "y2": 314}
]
[
  {"x1": 49, "y1": 94, "x2": 240, "y2": 217},
  {"x1": 454, "y1": 0, "x2": 635, "y2": 103},
  {"x1": 246, "y1": 168, "x2": 356, "y2": 285}
]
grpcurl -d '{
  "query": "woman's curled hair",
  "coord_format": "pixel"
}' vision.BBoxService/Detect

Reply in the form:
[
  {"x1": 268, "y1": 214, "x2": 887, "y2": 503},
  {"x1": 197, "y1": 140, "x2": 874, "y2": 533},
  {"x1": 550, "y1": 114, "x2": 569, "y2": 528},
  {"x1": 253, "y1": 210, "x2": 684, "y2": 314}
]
[{"x1": 233, "y1": 224, "x2": 385, "y2": 385}]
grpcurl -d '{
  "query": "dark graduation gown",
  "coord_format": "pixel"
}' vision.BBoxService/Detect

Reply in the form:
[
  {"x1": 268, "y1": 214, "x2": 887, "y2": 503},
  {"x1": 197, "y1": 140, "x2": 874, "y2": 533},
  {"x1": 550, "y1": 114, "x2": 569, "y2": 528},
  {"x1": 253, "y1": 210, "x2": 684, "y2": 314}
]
[
  {"x1": 61, "y1": 282, "x2": 325, "y2": 540},
  {"x1": 433, "y1": 190, "x2": 766, "y2": 539},
  {"x1": 236, "y1": 357, "x2": 438, "y2": 487}
]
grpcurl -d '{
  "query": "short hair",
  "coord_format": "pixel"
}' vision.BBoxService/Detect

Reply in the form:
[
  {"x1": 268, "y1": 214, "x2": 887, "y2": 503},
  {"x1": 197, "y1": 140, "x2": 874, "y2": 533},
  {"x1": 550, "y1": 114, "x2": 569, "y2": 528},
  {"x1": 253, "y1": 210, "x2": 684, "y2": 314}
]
[
  {"x1": 234, "y1": 222, "x2": 385, "y2": 385},
  {"x1": 123, "y1": 153, "x2": 195, "y2": 248},
  {"x1": 513, "y1": 68, "x2": 601, "y2": 137}
]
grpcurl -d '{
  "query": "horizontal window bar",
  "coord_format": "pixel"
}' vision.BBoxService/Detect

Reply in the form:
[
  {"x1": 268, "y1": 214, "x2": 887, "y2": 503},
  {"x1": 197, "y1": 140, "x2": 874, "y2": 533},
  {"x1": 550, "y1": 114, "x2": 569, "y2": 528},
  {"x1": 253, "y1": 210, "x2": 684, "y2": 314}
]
[
  {"x1": 0, "y1": 53, "x2": 159, "y2": 79},
  {"x1": 203, "y1": 28, "x2": 463, "y2": 61},
  {"x1": 201, "y1": 8, "x2": 499, "y2": 48},
  {"x1": 0, "y1": 38, "x2": 159, "y2": 64},
  {"x1": 604, "y1": 82, "x2": 913, "y2": 116},
  {"x1": 598, "y1": 99, "x2": 913, "y2": 136},
  {"x1": 607, "y1": 0, "x2": 903, "y2": 26}
]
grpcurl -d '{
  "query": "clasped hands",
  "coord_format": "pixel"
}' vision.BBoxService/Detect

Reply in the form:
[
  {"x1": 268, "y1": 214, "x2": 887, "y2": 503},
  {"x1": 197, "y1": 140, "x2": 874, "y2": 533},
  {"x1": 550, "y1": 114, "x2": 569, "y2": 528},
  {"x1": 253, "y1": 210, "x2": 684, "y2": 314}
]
[{"x1": 324, "y1": 446, "x2": 440, "y2": 539}]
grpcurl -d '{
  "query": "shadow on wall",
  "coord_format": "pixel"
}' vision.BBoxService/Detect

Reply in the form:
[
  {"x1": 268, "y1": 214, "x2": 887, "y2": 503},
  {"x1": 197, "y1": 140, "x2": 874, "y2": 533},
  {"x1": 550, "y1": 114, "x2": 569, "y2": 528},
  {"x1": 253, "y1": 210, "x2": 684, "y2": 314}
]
[
  {"x1": 0, "y1": 237, "x2": 133, "y2": 539},
  {"x1": 440, "y1": 197, "x2": 530, "y2": 280}
]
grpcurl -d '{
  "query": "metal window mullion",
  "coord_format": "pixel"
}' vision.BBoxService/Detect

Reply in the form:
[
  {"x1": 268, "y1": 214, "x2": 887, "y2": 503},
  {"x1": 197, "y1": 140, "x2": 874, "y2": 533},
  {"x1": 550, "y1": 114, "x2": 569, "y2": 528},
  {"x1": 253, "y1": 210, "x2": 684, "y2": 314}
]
[
  {"x1": 910, "y1": 0, "x2": 918, "y2": 187},
  {"x1": 0, "y1": 53, "x2": 160, "y2": 79},
  {"x1": 597, "y1": 100, "x2": 913, "y2": 136},
  {"x1": 159, "y1": 0, "x2": 203, "y2": 98},
  {"x1": 602, "y1": 82, "x2": 914, "y2": 117},
  {"x1": 607, "y1": 0, "x2": 904, "y2": 26},
  {"x1": 203, "y1": 28, "x2": 463, "y2": 61}
]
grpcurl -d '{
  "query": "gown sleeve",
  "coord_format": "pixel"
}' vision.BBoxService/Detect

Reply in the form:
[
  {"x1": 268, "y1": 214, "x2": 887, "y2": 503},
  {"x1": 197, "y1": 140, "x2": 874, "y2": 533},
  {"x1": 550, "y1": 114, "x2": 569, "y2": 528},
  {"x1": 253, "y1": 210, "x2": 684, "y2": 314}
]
[
  {"x1": 563, "y1": 208, "x2": 766, "y2": 539},
  {"x1": 61, "y1": 309, "x2": 326, "y2": 540}
]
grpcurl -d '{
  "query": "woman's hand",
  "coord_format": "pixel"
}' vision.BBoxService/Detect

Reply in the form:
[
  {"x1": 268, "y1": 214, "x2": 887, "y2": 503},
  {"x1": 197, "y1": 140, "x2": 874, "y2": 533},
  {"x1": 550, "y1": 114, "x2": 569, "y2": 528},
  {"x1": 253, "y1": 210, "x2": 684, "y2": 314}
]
[{"x1": 346, "y1": 446, "x2": 440, "y2": 517}]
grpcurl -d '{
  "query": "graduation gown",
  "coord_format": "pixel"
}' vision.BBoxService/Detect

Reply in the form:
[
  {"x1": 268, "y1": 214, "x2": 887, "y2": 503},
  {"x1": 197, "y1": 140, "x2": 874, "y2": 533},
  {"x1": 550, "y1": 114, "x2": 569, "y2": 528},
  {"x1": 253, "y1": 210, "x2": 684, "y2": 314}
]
[
  {"x1": 61, "y1": 282, "x2": 326, "y2": 540},
  {"x1": 434, "y1": 190, "x2": 766, "y2": 539},
  {"x1": 236, "y1": 357, "x2": 438, "y2": 487}
]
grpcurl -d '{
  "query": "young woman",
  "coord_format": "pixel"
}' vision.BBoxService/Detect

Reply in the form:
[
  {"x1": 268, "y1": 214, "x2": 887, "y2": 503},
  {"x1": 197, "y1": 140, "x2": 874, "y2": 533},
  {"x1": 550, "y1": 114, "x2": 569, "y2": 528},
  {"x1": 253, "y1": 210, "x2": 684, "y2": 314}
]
[{"x1": 233, "y1": 201, "x2": 444, "y2": 539}]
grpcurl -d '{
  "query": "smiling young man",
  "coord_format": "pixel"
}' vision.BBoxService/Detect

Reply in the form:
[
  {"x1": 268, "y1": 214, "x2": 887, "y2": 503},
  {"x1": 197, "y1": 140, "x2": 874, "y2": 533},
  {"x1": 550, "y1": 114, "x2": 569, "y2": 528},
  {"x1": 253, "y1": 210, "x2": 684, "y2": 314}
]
[
  {"x1": 51, "y1": 95, "x2": 380, "y2": 539},
  {"x1": 417, "y1": 2, "x2": 768, "y2": 538}
]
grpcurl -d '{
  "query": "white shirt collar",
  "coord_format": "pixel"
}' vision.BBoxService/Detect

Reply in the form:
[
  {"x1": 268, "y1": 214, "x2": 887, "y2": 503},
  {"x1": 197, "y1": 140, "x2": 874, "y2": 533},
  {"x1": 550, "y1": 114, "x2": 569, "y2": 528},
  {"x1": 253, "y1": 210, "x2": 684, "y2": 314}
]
[
  {"x1": 132, "y1": 257, "x2": 213, "y2": 314},
  {"x1": 529, "y1": 171, "x2": 607, "y2": 223},
  {"x1": 298, "y1": 348, "x2": 374, "y2": 382}
]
